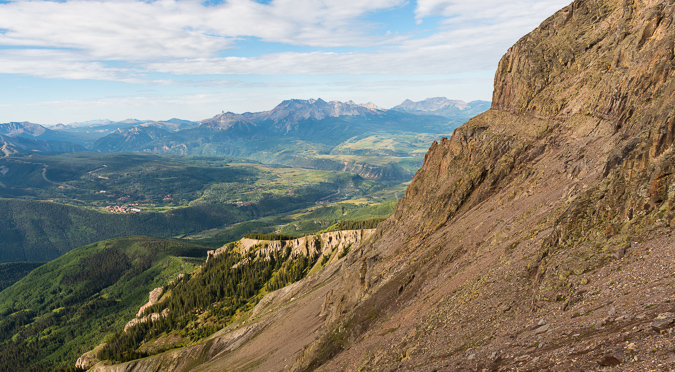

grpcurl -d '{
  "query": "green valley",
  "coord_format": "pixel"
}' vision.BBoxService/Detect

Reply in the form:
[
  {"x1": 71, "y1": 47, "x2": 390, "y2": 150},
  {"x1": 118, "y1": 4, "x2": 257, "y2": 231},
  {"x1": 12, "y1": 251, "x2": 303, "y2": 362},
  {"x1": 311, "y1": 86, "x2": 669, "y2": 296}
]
[{"x1": 0, "y1": 153, "x2": 403, "y2": 263}]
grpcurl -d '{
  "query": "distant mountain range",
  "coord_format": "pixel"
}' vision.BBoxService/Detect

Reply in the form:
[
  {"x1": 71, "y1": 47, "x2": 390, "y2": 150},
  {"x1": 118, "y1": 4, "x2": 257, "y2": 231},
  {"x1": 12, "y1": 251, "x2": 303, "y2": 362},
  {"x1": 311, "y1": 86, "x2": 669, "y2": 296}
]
[
  {"x1": 392, "y1": 97, "x2": 490, "y2": 117},
  {"x1": 0, "y1": 98, "x2": 489, "y2": 180},
  {"x1": 0, "y1": 122, "x2": 86, "y2": 155}
]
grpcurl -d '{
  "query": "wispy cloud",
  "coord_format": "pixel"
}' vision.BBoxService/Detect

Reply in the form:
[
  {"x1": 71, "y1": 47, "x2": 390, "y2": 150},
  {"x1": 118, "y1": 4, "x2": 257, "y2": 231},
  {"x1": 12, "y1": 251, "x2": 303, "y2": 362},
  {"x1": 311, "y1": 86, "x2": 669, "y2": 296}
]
[
  {"x1": 415, "y1": 0, "x2": 567, "y2": 23},
  {"x1": 0, "y1": 49, "x2": 132, "y2": 80}
]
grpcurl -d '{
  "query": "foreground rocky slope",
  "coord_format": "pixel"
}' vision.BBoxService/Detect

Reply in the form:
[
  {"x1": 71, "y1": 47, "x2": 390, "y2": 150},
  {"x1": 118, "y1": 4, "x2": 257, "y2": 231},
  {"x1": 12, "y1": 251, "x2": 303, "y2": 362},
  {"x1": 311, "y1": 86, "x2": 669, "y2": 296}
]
[{"x1": 92, "y1": 0, "x2": 675, "y2": 370}]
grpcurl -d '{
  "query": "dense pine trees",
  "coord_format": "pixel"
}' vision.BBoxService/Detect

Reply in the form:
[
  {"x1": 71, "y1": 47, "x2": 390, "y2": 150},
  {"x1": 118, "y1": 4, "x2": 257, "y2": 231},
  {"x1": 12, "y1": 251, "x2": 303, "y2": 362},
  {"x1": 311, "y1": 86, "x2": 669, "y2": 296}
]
[{"x1": 243, "y1": 233, "x2": 296, "y2": 241}]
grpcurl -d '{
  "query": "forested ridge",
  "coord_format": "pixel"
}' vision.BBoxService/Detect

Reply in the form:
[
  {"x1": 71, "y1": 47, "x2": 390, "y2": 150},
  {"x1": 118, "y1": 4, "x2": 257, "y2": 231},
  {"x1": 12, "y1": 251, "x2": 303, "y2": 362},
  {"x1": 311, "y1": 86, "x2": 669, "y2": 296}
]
[
  {"x1": 99, "y1": 241, "x2": 320, "y2": 362},
  {"x1": 0, "y1": 237, "x2": 208, "y2": 371}
]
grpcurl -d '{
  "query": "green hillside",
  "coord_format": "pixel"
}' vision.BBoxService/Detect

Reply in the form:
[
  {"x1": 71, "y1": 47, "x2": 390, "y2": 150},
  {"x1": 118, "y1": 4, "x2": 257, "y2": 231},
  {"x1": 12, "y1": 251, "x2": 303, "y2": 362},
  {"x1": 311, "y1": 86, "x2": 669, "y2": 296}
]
[
  {"x1": 0, "y1": 198, "x2": 253, "y2": 262},
  {"x1": 0, "y1": 262, "x2": 44, "y2": 292},
  {"x1": 0, "y1": 236, "x2": 209, "y2": 372}
]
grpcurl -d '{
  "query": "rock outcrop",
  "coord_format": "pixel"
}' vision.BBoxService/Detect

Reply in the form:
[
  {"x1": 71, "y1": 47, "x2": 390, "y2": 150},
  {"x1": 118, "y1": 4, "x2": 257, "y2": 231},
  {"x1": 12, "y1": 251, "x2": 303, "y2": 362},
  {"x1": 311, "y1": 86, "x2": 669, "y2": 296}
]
[
  {"x1": 87, "y1": 230, "x2": 374, "y2": 372},
  {"x1": 75, "y1": 343, "x2": 106, "y2": 371},
  {"x1": 136, "y1": 287, "x2": 163, "y2": 318},
  {"x1": 124, "y1": 309, "x2": 169, "y2": 333},
  {"x1": 118, "y1": 287, "x2": 169, "y2": 332},
  {"x1": 207, "y1": 229, "x2": 375, "y2": 264}
]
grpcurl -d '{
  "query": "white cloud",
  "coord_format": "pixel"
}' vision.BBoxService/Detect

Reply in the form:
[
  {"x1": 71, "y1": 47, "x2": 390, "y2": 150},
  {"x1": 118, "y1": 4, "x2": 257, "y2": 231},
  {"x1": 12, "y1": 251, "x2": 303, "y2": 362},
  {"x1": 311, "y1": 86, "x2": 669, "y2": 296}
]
[
  {"x1": 0, "y1": 50, "x2": 129, "y2": 80},
  {"x1": 0, "y1": 0, "x2": 405, "y2": 61},
  {"x1": 142, "y1": 2, "x2": 570, "y2": 77},
  {"x1": 0, "y1": 0, "x2": 572, "y2": 79},
  {"x1": 415, "y1": 0, "x2": 569, "y2": 23}
]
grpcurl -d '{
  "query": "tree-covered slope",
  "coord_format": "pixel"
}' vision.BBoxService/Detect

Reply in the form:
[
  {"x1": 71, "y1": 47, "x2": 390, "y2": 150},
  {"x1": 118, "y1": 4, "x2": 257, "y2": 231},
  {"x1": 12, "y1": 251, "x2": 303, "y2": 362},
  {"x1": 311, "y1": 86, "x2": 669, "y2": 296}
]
[
  {"x1": 0, "y1": 262, "x2": 44, "y2": 292},
  {"x1": 0, "y1": 199, "x2": 252, "y2": 263},
  {"x1": 0, "y1": 236, "x2": 209, "y2": 372}
]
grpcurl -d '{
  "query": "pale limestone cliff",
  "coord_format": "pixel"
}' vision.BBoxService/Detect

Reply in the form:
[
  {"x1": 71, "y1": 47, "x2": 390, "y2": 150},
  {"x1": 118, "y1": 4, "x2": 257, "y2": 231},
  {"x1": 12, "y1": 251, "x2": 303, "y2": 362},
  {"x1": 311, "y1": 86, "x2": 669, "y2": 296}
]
[
  {"x1": 136, "y1": 287, "x2": 163, "y2": 318},
  {"x1": 207, "y1": 229, "x2": 375, "y2": 265},
  {"x1": 75, "y1": 343, "x2": 106, "y2": 370},
  {"x1": 124, "y1": 308, "x2": 169, "y2": 333}
]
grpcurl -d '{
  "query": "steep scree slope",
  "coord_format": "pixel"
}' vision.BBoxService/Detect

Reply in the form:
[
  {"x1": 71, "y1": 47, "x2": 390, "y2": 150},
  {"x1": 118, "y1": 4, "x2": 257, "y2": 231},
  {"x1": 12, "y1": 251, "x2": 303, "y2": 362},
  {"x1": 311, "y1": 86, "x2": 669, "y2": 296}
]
[{"x1": 292, "y1": 0, "x2": 675, "y2": 370}]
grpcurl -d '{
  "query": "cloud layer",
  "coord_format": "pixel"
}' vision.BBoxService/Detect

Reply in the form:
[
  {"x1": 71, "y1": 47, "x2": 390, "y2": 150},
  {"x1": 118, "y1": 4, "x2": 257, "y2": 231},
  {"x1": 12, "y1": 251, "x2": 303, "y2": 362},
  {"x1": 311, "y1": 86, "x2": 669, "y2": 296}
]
[
  {"x1": 0, "y1": 0, "x2": 572, "y2": 123},
  {"x1": 0, "y1": 0, "x2": 570, "y2": 80}
]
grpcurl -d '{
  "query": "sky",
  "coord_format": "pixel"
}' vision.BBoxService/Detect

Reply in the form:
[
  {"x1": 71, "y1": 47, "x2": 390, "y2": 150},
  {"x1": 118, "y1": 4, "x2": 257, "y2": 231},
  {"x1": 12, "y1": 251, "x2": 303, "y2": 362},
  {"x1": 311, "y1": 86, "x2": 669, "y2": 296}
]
[{"x1": 0, "y1": 0, "x2": 571, "y2": 125}]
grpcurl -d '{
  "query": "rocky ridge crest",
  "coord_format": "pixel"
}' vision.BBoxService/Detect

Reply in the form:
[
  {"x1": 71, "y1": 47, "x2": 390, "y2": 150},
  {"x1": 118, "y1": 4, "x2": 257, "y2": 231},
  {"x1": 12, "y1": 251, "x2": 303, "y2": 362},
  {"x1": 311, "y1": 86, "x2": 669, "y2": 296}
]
[{"x1": 207, "y1": 229, "x2": 375, "y2": 265}]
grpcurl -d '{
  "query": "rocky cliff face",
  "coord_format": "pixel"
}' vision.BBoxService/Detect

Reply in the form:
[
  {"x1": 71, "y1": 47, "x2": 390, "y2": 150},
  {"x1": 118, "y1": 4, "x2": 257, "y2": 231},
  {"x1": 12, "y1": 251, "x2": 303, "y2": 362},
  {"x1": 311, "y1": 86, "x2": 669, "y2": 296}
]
[
  {"x1": 90, "y1": 0, "x2": 675, "y2": 371},
  {"x1": 291, "y1": 0, "x2": 675, "y2": 370},
  {"x1": 207, "y1": 229, "x2": 375, "y2": 265}
]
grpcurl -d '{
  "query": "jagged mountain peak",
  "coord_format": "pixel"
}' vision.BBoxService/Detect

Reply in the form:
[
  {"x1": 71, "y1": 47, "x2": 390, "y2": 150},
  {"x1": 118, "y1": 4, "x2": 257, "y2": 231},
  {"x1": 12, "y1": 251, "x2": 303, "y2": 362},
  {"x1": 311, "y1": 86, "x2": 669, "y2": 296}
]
[
  {"x1": 359, "y1": 102, "x2": 382, "y2": 110},
  {"x1": 392, "y1": 97, "x2": 491, "y2": 118},
  {"x1": 393, "y1": 97, "x2": 468, "y2": 111},
  {"x1": 256, "y1": 98, "x2": 383, "y2": 132},
  {"x1": 268, "y1": 98, "x2": 380, "y2": 115},
  {"x1": 67, "y1": 119, "x2": 114, "y2": 127},
  {"x1": 199, "y1": 111, "x2": 258, "y2": 132},
  {"x1": 117, "y1": 118, "x2": 144, "y2": 124}
]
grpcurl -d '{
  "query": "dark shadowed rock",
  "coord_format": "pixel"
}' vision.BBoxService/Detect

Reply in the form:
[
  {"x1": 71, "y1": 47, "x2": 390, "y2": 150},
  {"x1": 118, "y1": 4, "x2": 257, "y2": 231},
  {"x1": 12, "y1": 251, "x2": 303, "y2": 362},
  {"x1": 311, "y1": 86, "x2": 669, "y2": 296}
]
[
  {"x1": 598, "y1": 354, "x2": 622, "y2": 366},
  {"x1": 652, "y1": 313, "x2": 675, "y2": 332}
]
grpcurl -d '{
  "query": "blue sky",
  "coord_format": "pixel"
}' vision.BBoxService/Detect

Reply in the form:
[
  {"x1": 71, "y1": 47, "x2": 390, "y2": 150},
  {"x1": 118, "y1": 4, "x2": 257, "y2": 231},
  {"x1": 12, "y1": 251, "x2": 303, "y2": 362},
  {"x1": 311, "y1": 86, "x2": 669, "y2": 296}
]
[{"x1": 0, "y1": 0, "x2": 571, "y2": 124}]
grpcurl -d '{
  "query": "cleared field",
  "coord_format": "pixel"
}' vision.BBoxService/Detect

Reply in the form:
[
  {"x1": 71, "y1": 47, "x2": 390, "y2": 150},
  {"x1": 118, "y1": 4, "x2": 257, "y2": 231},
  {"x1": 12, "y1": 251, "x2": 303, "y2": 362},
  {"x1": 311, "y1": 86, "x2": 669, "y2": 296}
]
[{"x1": 330, "y1": 132, "x2": 440, "y2": 156}]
